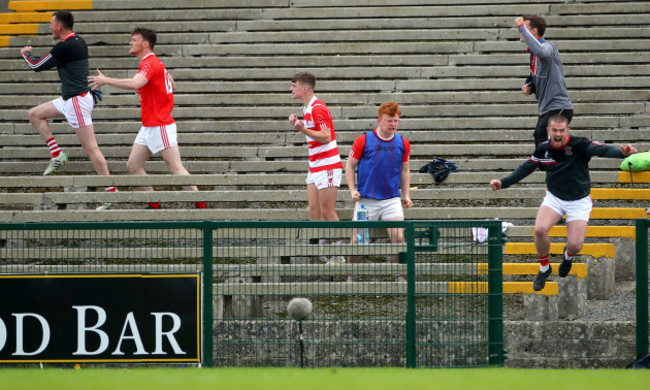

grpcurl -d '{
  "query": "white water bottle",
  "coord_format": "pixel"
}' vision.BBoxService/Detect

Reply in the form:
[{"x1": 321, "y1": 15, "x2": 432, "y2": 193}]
[{"x1": 357, "y1": 204, "x2": 369, "y2": 244}]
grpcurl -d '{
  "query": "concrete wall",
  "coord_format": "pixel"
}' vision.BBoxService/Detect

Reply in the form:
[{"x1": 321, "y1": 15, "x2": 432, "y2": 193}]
[{"x1": 212, "y1": 320, "x2": 638, "y2": 368}]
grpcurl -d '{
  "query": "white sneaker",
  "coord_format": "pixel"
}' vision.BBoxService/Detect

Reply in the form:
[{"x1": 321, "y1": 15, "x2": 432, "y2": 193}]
[
  {"x1": 43, "y1": 152, "x2": 68, "y2": 175},
  {"x1": 96, "y1": 203, "x2": 112, "y2": 211}
]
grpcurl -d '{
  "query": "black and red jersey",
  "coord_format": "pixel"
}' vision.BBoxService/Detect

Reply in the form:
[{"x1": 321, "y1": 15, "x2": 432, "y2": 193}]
[{"x1": 22, "y1": 32, "x2": 90, "y2": 100}]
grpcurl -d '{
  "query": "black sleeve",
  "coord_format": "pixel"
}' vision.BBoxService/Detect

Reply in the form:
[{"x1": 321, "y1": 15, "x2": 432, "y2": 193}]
[
  {"x1": 22, "y1": 50, "x2": 60, "y2": 72},
  {"x1": 586, "y1": 143, "x2": 625, "y2": 159},
  {"x1": 500, "y1": 159, "x2": 538, "y2": 189}
]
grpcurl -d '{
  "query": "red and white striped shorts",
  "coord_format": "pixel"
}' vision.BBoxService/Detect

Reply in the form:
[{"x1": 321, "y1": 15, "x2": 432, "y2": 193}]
[
  {"x1": 52, "y1": 93, "x2": 94, "y2": 129},
  {"x1": 133, "y1": 122, "x2": 178, "y2": 154}
]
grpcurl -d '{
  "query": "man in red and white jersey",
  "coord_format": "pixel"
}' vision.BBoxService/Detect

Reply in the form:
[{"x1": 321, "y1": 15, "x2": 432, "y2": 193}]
[
  {"x1": 289, "y1": 72, "x2": 343, "y2": 221},
  {"x1": 89, "y1": 27, "x2": 205, "y2": 209}
]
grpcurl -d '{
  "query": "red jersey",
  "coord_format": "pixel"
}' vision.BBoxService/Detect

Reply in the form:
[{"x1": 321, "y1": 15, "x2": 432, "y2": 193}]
[
  {"x1": 302, "y1": 96, "x2": 343, "y2": 173},
  {"x1": 137, "y1": 53, "x2": 175, "y2": 126}
]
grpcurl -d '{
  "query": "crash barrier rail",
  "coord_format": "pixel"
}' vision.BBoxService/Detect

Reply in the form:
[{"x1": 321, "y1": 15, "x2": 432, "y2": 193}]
[{"x1": 0, "y1": 220, "x2": 505, "y2": 367}]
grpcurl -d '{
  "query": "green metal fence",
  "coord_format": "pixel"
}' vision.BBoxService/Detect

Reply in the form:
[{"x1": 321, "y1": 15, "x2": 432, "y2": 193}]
[
  {"x1": 0, "y1": 220, "x2": 504, "y2": 368},
  {"x1": 636, "y1": 218, "x2": 650, "y2": 359}
]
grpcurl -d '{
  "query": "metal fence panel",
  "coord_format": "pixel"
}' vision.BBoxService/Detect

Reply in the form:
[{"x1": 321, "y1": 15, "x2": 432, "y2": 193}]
[{"x1": 0, "y1": 220, "x2": 503, "y2": 368}]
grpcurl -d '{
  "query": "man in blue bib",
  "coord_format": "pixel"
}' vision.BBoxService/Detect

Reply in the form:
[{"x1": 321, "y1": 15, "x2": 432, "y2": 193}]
[{"x1": 345, "y1": 101, "x2": 413, "y2": 249}]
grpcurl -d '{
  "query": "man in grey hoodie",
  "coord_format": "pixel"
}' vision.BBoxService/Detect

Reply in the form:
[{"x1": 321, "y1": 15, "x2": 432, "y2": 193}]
[{"x1": 516, "y1": 15, "x2": 574, "y2": 146}]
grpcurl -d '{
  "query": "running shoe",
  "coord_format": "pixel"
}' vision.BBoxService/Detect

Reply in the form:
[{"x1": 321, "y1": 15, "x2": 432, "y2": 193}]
[
  {"x1": 43, "y1": 152, "x2": 68, "y2": 175},
  {"x1": 533, "y1": 265, "x2": 552, "y2": 291},
  {"x1": 558, "y1": 245, "x2": 573, "y2": 277}
]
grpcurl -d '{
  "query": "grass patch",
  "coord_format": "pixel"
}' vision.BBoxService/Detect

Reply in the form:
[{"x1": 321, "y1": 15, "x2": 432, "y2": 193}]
[{"x1": 0, "y1": 367, "x2": 649, "y2": 390}]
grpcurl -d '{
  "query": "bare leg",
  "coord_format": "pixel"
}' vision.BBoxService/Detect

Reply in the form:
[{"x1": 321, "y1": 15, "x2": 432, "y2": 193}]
[
  {"x1": 318, "y1": 186, "x2": 339, "y2": 222},
  {"x1": 565, "y1": 219, "x2": 588, "y2": 256},
  {"x1": 306, "y1": 183, "x2": 322, "y2": 221},
  {"x1": 160, "y1": 145, "x2": 198, "y2": 191},
  {"x1": 75, "y1": 124, "x2": 110, "y2": 176},
  {"x1": 127, "y1": 143, "x2": 153, "y2": 192},
  {"x1": 534, "y1": 205, "x2": 563, "y2": 257},
  {"x1": 386, "y1": 217, "x2": 404, "y2": 263},
  {"x1": 28, "y1": 101, "x2": 63, "y2": 142}
]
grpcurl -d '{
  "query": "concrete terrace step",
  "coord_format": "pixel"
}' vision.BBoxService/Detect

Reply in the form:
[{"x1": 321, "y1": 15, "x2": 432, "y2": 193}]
[
  {"x1": 211, "y1": 281, "x2": 559, "y2": 296},
  {"x1": 0, "y1": 172, "x2": 647, "y2": 188},
  {"x1": 2, "y1": 90, "x2": 650, "y2": 108},
  {"x1": 2, "y1": 103, "x2": 648, "y2": 122},
  {"x1": 2, "y1": 77, "x2": 650, "y2": 96},
  {"x1": 3, "y1": 52, "x2": 650, "y2": 69},
  {"x1": 3, "y1": 115, "x2": 649, "y2": 133},
  {"x1": 0, "y1": 206, "x2": 646, "y2": 223},
  {"x1": 15, "y1": 27, "x2": 647, "y2": 46},
  {"x1": 0, "y1": 263, "x2": 587, "y2": 281},
  {"x1": 6, "y1": 64, "x2": 650, "y2": 83},
  {"x1": 507, "y1": 225, "x2": 637, "y2": 240},
  {"x1": 1, "y1": 187, "x2": 646, "y2": 208},
  {"x1": 0, "y1": 159, "x2": 626, "y2": 176},
  {"x1": 9, "y1": 144, "x2": 650, "y2": 162}
]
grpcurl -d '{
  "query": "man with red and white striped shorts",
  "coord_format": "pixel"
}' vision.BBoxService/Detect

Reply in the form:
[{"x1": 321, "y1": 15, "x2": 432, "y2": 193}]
[
  {"x1": 288, "y1": 72, "x2": 343, "y2": 222},
  {"x1": 89, "y1": 27, "x2": 205, "y2": 210},
  {"x1": 21, "y1": 11, "x2": 115, "y2": 210}
]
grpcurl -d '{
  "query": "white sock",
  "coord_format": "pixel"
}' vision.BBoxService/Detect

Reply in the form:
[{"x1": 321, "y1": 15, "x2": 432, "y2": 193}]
[
  {"x1": 564, "y1": 248, "x2": 574, "y2": 261},
  {"x1": 539, "y1": 264, "x2": 550, "y2": 272}
]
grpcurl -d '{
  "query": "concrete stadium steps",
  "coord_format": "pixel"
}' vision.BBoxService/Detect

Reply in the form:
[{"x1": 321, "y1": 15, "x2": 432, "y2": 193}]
[
  {"x1": 3, "y1": 52, "x2": 650, "y2": 70},
  {"x1": 0, "y1": 128, "x2": 647, "y2": 145},
  {"x1": 0, "y1": 262, "x2": 588, "y2": 281},
  {"x1": 0, "y1": 172, "x2": 647, "y2": 189},
  {"x1": 1, "y1": 207, "x2": 647, "y2": 224},
  {"x1": 0, "y1": 0, "x2": 648, "y2": 223},
  {"x1": 2, "y1": 115, "x2": 649, "y2": 133},
  {"x1": 2, "y1": 185, "x2": 647, "y2": 206}
]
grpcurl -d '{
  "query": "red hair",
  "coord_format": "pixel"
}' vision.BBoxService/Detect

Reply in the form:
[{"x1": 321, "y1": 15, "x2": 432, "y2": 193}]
[{"x1": 378, "y1": 101, "x2": 401, "y2": 117}]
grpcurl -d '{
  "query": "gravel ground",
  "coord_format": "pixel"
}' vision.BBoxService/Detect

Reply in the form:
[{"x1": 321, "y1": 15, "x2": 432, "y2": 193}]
[{"x1": 579, "y1": 273, "x2": 650, "y2": 321}]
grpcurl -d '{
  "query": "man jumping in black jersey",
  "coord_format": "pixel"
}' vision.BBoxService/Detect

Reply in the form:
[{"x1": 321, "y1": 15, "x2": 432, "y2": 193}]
[
  {"x1": 20, "y1": 11, "x2": 115, "y2": 210},
  {"x1": 490, "y1": 114, "x2": 637, "y2": 291}
]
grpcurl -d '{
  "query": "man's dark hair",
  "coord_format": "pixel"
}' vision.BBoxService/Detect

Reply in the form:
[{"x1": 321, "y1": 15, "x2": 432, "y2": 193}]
[
  {"x1": 132, "y1": 27, "x2": 157, "y2": 50},
  {"x1": 523, "y1": 14, "x2": 547, "y2": 37},
  {"x1": 292, "y1": 72, "x2": 316, "y2": 90},
  {"x1": 53, "y1": 11, "x2": 74, "y2": 30}
]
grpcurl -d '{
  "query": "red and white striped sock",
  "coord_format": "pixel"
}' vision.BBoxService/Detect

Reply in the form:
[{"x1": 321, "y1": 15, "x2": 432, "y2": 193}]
[
  {"x1": 46, "y1": 137, "x2": 61, "y2": 158},
  {"x1": 538, "y1": 254, "x2": 550, "y2": 272},
  {"x1": 104, "y1": 186, "x2": 117, "y2": 193}
]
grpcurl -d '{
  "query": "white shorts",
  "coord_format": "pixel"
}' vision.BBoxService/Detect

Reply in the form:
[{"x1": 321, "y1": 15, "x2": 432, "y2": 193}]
[
  {"x1": 52, "y1": 93, "x2": 94, "y2": 129},
  {"x1": 134, "y1": 123, "x2": 178, "y2": 154},
  {"x1": 305, "y1": 168, "x2": 342, "y2": 190},
  {"x1": 541, "y1": 191, "x2": 593, "y2": 222},
  {"x1": 353, "y1": 197, "x2": 404, "y2": 221}
]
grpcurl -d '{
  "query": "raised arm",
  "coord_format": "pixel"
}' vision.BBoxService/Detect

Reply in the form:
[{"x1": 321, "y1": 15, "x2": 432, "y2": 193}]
[{"x1": 21, "y1": 46, "x2": 59, "y2": 72}]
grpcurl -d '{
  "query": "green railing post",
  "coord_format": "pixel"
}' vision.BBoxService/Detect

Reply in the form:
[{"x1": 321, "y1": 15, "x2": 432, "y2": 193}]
[
  {"x1": 636, "y1": 218, "x2": 649, "y2": 358},
  {"x1": 202, "y1": 222, "x2": 214, "y2": 367},
  {"x1": 405, "y1": 222, "x2": 417, "y2": 368},
  {"x1": 487, "y1": 222, "x2": 504, "y2": 366}
]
